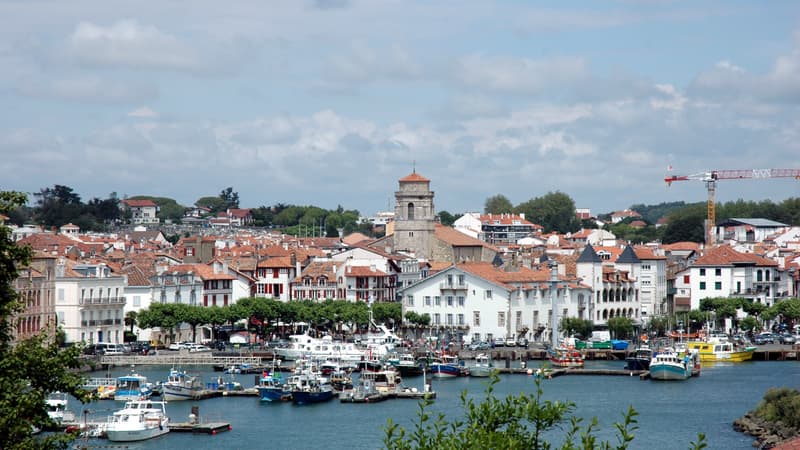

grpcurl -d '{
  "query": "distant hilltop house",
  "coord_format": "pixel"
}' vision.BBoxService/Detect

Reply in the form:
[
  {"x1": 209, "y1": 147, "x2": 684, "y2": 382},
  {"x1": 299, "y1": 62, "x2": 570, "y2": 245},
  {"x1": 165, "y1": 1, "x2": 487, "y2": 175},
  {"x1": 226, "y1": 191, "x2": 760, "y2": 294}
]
[
  {"x1": 716, "y1": 218, "x2": 789, "y2": 244},
  {"x1": 120, "y1": 199, "x2": 160, "y2": 225},
  {"x1": 610, "y1": 209, "x2": 642, "y2": 224},
  {"x1": 209, "y1": 208, "x2": 254, "y2": 228},
  {"x1": 453, "y1": 213, "x2": 543, "y2": 245}
]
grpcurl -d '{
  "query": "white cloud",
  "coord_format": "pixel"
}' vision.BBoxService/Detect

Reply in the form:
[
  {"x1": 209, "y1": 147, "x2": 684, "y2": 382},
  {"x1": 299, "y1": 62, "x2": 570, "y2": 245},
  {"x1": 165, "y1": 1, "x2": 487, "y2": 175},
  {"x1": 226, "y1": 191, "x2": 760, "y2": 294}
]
[
  {"x1": 16, "y1": 76, "x2": 157, "y2": 104},
  {"x1": 127, "y1": 106, "x2": 159, "y2": 118},
  {"x1": 68, "y1": 19, "x2": 202, "y2": 71},
  {"x1": 455, "y1": 54, "x2": 588, "y2": 95},
  {"x1": 650, "y1": 84, "x2": 687, "y2": 111}
]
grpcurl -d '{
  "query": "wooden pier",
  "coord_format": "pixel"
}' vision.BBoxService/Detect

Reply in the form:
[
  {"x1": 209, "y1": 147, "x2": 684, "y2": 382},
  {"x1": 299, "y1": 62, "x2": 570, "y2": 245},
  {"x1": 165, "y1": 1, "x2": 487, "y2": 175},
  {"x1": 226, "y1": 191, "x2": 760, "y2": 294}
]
[
  {"x1": 99, "y1": 354, "x2": 263, "y2": 367},
  {"x1": 170, "y1": 422, "x2": 232, "y2": 434}
]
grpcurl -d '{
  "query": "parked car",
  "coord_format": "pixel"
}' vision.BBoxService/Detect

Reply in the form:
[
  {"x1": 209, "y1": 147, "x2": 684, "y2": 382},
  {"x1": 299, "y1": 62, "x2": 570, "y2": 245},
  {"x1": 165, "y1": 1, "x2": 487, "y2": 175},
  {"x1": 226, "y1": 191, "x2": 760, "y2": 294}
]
[
  {"x1": 493, "y1": 337, "x2": 505, "y2": 347},
  {"x1": 505, "y1": 337, "x2": 517, "y2": 347},
  {"x1": 754, "y1": 332, "x2": 775, "y2": 345},
  {"x1": 469, "y1": 341, "x2": 490, "y2": 351},
  {"x1": 778, "y1": 333, "x2": 796, "y2": 345},
  {"x1": 516, "y1": 337, "x2": 529, "y2": 348},
  {"x1": 189, "y1": 344, "x2": 212, "y2": 353}
]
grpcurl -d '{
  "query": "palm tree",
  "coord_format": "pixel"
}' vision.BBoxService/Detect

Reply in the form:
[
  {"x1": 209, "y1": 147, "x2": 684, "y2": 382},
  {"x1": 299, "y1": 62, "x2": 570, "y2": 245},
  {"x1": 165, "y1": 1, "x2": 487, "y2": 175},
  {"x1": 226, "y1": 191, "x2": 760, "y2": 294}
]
[{"x1": 124, "y1": 311, "x2": 138, "y2": 334}]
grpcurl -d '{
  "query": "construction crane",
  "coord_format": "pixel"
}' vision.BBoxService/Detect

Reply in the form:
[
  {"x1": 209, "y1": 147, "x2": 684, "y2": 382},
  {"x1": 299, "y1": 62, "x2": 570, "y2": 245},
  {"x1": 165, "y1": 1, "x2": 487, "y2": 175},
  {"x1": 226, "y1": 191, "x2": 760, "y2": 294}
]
[{"x1": 665, "y1": 168, "x2": 800, "y2": 246}]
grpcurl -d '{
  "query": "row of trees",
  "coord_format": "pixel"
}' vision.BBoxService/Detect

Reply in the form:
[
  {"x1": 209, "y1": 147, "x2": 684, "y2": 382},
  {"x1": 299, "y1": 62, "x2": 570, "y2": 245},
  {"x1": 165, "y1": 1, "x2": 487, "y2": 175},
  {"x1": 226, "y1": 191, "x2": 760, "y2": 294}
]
[{"x1": 135, "y1": 298, "x2": 403, "y2": 343}]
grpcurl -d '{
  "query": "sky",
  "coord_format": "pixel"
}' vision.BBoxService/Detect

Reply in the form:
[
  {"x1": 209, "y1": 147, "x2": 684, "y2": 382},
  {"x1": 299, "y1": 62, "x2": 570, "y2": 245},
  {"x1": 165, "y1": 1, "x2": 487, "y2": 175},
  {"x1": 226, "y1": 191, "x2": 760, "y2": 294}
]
[{"x1": 2, "y1": 0, "x2": 800, "y2": 217}]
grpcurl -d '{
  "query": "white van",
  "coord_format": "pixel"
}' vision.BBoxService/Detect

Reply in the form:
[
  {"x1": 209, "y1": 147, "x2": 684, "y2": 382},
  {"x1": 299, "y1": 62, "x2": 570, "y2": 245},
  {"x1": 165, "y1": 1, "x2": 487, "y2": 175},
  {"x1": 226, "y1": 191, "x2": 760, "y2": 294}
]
[{"x1": 92, "y1": 342, "x2": 125, "y2": 355}]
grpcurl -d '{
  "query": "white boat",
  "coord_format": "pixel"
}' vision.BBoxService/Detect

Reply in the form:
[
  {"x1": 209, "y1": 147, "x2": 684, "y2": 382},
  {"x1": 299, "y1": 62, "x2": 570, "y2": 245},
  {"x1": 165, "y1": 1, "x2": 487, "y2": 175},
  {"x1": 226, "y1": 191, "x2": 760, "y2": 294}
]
[
  {"x1": 162, "y1": 368, "x2": 204, "y2": 401},
  {"x1": 469, "y1": 353, "x2": 496, "y2": 378},
  {"x1": 46, "y1": 392, "x2": 76, "y2": 424},
  {"x1": 275, "y1": 333, "x2": 365, "y2": 363},
  {"x1": 649, "y1": 349, "x2": 692, "y2": 381},
  {"x1": 106, "y1": 400, "x2": 169, "y2": 442}
]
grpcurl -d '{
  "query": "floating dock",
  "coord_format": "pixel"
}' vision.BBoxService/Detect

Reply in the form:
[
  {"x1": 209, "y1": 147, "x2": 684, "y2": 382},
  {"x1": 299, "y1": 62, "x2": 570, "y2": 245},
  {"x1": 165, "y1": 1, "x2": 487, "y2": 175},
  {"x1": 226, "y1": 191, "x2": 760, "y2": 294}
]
[{"x1": 170, "y1": 422, "x2": 232, "y2": 434}]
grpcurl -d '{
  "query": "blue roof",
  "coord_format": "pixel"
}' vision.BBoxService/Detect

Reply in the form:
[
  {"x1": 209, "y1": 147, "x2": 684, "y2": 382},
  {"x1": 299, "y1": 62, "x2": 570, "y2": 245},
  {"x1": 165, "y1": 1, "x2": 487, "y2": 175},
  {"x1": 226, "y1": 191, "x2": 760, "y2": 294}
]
[{"x1": 576, "y1": 245, "x2": 602, "y2": 263}]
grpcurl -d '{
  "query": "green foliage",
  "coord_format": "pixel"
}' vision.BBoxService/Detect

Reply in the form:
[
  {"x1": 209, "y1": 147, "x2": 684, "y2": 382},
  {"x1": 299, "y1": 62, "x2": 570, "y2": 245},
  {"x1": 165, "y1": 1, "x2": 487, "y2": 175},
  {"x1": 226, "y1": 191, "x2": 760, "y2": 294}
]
[
  {"x1": 515, "y1": 191, "x2": 580, "y2": 234},
  {"x1": 129, "y1": 195, "x2": 186, "y2": 223},
  {"x1": 561, "y1": 318, "x2": 593, "y2": 340},
  {"x1": 372, "y1": 302, "x2": 402, "y2": 326},
  {"x1": 1, "y1": 191, "x2": 90, "y2": 449},
  {"x1": 607, "y1": 317, "x2": 634, "y2": 340},
  {"x1": 384, "y1": 373, "x2": 647, "y2": 450},
  {"x1": 484, "y1": 194, "x2": 514, "y2": 214},
  {"x1": 739, "y1": 316, "x2": 760, "y2": 333},
  {"x1": 754, "y1": 387, "x2": 800, "y2": 430},
  {"x1": 219, "y1": 187, "x2": 239, "y2": 210},
  {"x1": 437, "y1": 210, "x2": 460, "y2": 227},
  {"x1": 628, "y1": 201, "x2": 691, "y2": 224},
  {"x1": 771, "y1": 298, "x2": 800, "y2": 325},
  {"x1": 404, "y1": 311, "x2": 431, "y2": 327},
  {"x1": 661, "y1": 204, "x2": 706, "y2": 244},
  {"x1": 195, "y1": 195, "x2": 227, "y2": 214}
]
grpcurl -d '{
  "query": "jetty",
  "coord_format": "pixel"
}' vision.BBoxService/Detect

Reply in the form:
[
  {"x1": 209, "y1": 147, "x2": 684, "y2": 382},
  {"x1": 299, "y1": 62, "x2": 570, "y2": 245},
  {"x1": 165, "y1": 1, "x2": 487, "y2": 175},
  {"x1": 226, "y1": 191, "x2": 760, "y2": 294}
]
[{"x1": 99, "y1": 354, "x2": 262, "y2": 367}]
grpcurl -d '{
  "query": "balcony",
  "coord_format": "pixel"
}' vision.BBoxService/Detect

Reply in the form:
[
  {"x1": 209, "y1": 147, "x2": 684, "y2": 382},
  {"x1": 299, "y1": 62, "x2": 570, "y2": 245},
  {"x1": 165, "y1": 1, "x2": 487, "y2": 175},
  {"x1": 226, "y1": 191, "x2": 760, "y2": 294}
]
[{"x1": 439, "y1": 281, "x2": 468, "y2": 291}]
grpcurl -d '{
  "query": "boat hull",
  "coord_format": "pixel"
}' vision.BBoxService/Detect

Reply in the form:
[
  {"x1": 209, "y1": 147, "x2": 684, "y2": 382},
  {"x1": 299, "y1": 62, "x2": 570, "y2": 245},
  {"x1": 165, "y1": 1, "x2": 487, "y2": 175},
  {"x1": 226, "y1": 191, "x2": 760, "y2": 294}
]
[
  {"x1": 686, "y1": 343, "x2": 755, "y2": 362},
  {"x1": 162, "y1": 385, "x2": 202, "y2": 401},
  {"x1": 106, "y1": 422, "x2": 168, "y2": 442},
  {"x1": 258, "y1": 387, "x2": 292, "y2": 402},
  {"x1": 649, "y1": 363, "x2": 691, "y2": 381},
  {"x1": 430, "y1": 364, "x2": 463, "y2": 378},
  {"x1": 469, "y1": 366, "x2": 496, "y2": 377},
  {"x1": 291, "y1": 390, "x2": 335, "y2": 404}
]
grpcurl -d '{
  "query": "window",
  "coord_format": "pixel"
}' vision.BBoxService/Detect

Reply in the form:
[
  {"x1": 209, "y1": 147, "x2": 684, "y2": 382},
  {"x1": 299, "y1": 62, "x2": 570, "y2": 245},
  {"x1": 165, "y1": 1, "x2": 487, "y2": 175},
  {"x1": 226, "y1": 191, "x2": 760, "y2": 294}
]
[
  {"x1": 133, "y1": 295, "x2": 141, "y2": 307},
  {"x1": 699, "y1": 268, "x2": 706, "y2": 276},
  {"x1": 457, "y1": 296, "x2": 465, "y2": 307},
  {"x1": 434, "y1": 313, "x2": 441, "y2": 325},
  {"x1": 699, "y1": 281, "x2": 706, "y2": 290},
  {"x1": 473, "y1": 311, "x2": 480, "y2": 326},
  {"x1": 714, "y1": 281, "x2": 722, "y2": 290},
  {"x1": 485, "y1": 290, "x2": 492, "y2": 299},
  {"x1": 57, "y1": 288, "x2": 65, "y2": 302},
  {"x1": 715, "y1": 268, "x2": 722, "y2": 276},
  {"x1": 641, "y1": 264, "x2": 651, "y2": 270},
  {"x1": 407, "y1": 202, "x2": 415, "y2": 220},
  {"x1": 497, "y1": 312, "x2": 505, "y2": 327},
  {"x1": 457, "y1": 274, "x2": 465, "y2": 285},
  {"x1": 683, "y1": 275, "x2": 689, "y2": 284},
  {"x1": 446, "y1": 314, "x2": 453, "y2": 325},
  {"x1": 515, "y1": 311, "x2": 522, "y2": 329},
  {"x1": 424, "y1": 296, "x2": 431, "y2": 306},
  {"x1": 446, "y1": 296, "x2": 454, "y2": 306},
  {"x1": 533, "y1": 311, "x2": 539, "y2": 327},
  {"x1": 458, "y1": 314, "x2": 465, "y2": 325},
  {"x1": 406, "y1": 295, "x2": 414, "y2": 307},
  {"x1": 434, "y1": 296, "x2": 441, "y2": 306}
]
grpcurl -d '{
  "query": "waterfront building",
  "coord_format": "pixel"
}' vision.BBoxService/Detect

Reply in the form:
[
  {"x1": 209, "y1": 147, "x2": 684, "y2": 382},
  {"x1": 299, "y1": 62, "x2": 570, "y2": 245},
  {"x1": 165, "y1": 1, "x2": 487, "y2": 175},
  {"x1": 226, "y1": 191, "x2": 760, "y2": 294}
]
[
  {"x1": 13, "y1": 253, "x2": 57, "y2": 342},
  {"x1": 453, "y1": 212, "x2": 542, "y2": 245},
  {"x1": 575, "y1": 245, "x2": 642, "y2": 326},
  {"x1": 400, "y1": 261, "x2": 591, "y2": 345},
  {"x1": 55, "y1": 260, "x2": 126, "y2": 344},
  {"x1": 634, "y1": 246, "x2": 668, "y2": 318}
]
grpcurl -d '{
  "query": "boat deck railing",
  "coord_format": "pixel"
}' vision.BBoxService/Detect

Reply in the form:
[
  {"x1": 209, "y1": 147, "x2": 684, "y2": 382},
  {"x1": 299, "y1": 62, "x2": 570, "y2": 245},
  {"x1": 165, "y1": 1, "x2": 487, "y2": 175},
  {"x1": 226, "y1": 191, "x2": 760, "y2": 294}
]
[
  {"x1": 83, "y1": 377, "x2": 116, "y2": 388},
  {"x1": 99, "y1": 355, "x2": 263, "y2": 366}
]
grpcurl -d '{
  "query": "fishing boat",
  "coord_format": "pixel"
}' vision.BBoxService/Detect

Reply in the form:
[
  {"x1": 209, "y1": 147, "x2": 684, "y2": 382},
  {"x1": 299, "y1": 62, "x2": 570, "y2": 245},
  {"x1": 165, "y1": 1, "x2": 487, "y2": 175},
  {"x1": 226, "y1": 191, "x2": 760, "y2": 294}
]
[
  {"x1": 106, "y1": 400, "x2": 169, "y2": 442},
  {"x1": 469, "y1": 353, "x2": 496, "y2": 378},
  {"x1": 686, "y1": 340, "x2": 755, "y2": 362},
  {"x1": 162, "y1": 368, "x2": 204, "y2": 401},
  {"x1": 114, "y1": 370, "x2": 153, "y2": 401},
  {"x1": 548, "y1": 347, "x2": 584, "y2": 368},
  {"x1": 625, "y1": 344, "x2": 654, "y2": 370},
  {"x1": 289, "y1": 372, "x2": 335, "y2": 405},
  {"x1": 257, "y1": 371, "x2": 292, "y2": 402},
  {"x1": 649, "y1": 350, "x2": 692, "y2": 381},
  {"x1": 430, "y1": 354, "x2": 469, "y2": 378},
  {"x1": 389, "y1": 352, "x2": 424, "y2": 377},
  {"x1": 356, "y1": 367, "x2": 403, "y2": 394}
]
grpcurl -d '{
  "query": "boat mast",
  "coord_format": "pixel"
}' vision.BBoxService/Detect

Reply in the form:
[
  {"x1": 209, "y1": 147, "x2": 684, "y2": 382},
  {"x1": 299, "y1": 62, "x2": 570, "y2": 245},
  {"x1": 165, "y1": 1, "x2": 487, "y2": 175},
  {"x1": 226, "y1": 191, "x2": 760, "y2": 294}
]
[{"x1": 549, "y1": 260, "x2": 559, "y2": 350}]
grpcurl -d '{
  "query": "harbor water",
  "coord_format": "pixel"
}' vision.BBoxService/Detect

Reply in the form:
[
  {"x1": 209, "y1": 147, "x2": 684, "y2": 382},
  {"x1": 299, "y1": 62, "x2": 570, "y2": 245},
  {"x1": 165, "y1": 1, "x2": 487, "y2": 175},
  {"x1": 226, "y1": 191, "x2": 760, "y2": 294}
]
[{"x1": 74, "y1": 360, "x2": 800, "y2": 450}]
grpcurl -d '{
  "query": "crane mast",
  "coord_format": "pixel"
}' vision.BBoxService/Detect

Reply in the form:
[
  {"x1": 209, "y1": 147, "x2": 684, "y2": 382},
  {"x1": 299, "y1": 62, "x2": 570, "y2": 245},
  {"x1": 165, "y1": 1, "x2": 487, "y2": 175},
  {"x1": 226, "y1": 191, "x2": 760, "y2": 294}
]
[{"x1": 664, "y1": 168, "x2": 800, "y2": 246}]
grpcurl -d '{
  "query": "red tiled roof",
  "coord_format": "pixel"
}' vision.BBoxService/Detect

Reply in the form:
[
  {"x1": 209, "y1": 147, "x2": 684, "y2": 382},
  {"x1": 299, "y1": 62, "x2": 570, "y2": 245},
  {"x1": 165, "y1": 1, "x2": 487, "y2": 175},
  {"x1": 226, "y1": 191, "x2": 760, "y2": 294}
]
[
  {"x1": 123, "y1": 199, "x2": 157, "y2": 207},
  {"x1": 693, "y1": 244, "x2": 778, "y2": 267},
  {"x1": 345, "y1": 266, "x2": 389, "y2": 277},
  {"x1": 399, "y1": 172, "x2": 429, "y2": 182},
  {"x1": 167, "y1": 263, "x2": 235, "y2": 280},
  {"x1": 662, "y1": 242, "x2": 701, "y2": 252},
  {"x1": 633, "y1": 246, "x2": 666, "y2": 260},
  {"x1": 478, "y1": 213, "x2": 539, "y2": 228},
  {"x1": 257, "y1": 256, "x2": 293, "y2": 268},
  {"x1": 435, "y1": 224, "x2": 495, "y2": 249}
]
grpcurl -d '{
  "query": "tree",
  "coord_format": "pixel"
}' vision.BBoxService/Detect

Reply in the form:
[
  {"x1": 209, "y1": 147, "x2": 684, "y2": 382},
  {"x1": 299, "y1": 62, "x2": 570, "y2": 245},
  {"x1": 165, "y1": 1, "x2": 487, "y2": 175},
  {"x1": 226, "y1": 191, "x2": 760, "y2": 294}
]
[
  {"x1": 384, "y1": 373, "x2": 709, "y2": 450},
  {"x1": 33, "y1": 184, "x2": 84, "y2": 228},
  {"x1": 607, "y1": 316, "x2": 634, "y2": 340},
  {"x1": 560, "y1": 318, "x2": 593, "y2": 340},
  {"x1": 195, "y1": 196, "x2": 227, "y2": 215},
  {"x1": 484, "y1": 194, "x2": 514, "y2": 214},
  {"x1": 661, "y1": 205, "x2": 706, "y2": 244},
  {"x1": 515, "y1": 191, "x2": 580, "y2": 234},
  {"x1": 437, "y1": 210, "x2": 460, "y2": 227},
  {"x1": 219, "y1": 187, "x2": 240, "y2": 210},
  {"x1": 0, "y1": 191, "x2": 90, "y2": 449}
]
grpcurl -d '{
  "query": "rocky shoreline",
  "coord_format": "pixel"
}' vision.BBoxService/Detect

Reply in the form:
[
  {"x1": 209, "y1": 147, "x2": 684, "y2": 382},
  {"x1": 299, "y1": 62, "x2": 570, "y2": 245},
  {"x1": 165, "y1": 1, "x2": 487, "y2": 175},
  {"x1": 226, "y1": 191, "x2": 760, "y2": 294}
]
[{"x1": 733, "y1": 413, "x2": 799, "y2": 449}]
